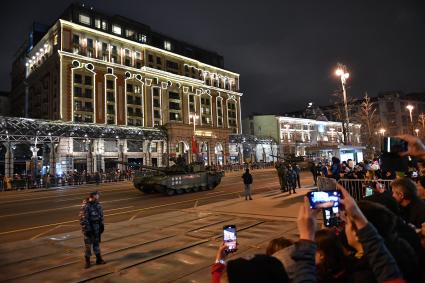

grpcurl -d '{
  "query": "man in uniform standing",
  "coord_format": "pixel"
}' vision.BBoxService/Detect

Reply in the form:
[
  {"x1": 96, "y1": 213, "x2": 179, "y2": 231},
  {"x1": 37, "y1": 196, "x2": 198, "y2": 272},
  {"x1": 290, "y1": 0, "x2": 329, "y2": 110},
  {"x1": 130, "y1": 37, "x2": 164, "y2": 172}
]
[{"x1": 79, "y1": 191, "x2": 106, "y2": 268}]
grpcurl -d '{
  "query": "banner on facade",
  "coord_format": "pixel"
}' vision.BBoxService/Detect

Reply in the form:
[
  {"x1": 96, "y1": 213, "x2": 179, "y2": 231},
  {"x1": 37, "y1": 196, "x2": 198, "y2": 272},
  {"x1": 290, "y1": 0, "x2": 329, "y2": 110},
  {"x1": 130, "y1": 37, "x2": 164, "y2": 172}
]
[{"x1": 191, "y1": 136, "x2": 198, "y2": 154}]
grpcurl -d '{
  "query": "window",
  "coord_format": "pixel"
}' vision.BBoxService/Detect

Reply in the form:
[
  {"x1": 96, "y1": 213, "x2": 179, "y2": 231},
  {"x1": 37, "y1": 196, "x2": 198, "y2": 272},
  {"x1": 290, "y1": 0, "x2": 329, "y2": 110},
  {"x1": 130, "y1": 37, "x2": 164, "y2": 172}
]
[
  {"x1": 73, "y1": 34, "x2": 80, "y2": 45},
  {"x1": 127, "y1": 84, "x2": 134, "y2": 93},
  {"x1": 107, "y1": 80, "x2": 114, "y2": 89},
  {"x1": 148, "y1": 54, "x2": 153, "y2": 62},
  {"x1": 169, "y1": 102, "x2": 180, "y2": 110},
  {"x1": 168, "y1": 92, "x2": 180, "y2": 100},
  {"x1": 124, "y1": 49, "x2": 131, "y2": 56},
  {"x1": 84, "y1": 76, "x2": 92, "y2": 85},
  {"x1": 87, "y1": 38, "x2": 93, "y2": 49},
  {"x1": 156, "y1": 57, "x2": 162, "y2": 65},
  {"x1": 137, "y1": 34, "x2": 147, "y2": 43},
  {"x1": 169, "y1": 112, "x2": 180, "y2": 121},
  {"x1": 79, "y1": 14, "x2": 91, "y2": 25},
  {"x1": 74, "y1": 86, "x2": 82, "y2": 96},
  {"x1": 166, "y1": 60, "x2": 179, "y2": 69},
  {"x1": 135, "y1": 51, "x2": 141, "y2": 59},
  {"x1": 74, "y1": 74, "x2": 82, "y2": 84},
  {"x1": 95, "y1": 18, "x2": 101, "y2": 29},
  {"x1": 125, "y1": 29, "x2": 134, "y2": 38},
  {"x1": 150, "y1": 142, "x2": 158, "y2": 152},
  {"x1": 111, "y1": 45, "x2": 118, "y2": 54},
  {"x1": 112, "y1": 24, "x2": 122, "y2": 35},
  {"x1": 101, "y1": 20, "x2": 107, "y2": 30},
  {"x1": 152, "y1": 88, "x2": 160, "y2": 97},
  {"x1": 134, "y1": 85, "x2": 141, "y2": 94},
  {"x1": 164, "y1": 41, "x2": 171, "y2": 51},
  {"x1": 153, "y1": 99, "x2": 160, "y2": 108},
  {"x1": 84, "y1": 88, "x2": 92, "y2": 98}
]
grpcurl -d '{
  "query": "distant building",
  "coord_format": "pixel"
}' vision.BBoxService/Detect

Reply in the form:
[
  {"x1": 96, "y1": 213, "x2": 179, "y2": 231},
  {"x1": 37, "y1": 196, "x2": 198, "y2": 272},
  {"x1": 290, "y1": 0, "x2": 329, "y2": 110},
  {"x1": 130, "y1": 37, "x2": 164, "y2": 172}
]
[
  {"x1": 0, "y1": 92, "x2": 9, "y2": 116},
  {"x1": 243, "y1": 113, "x2": 363, "y2": 162},
  {"x1": 321, "y1": 91, "x2": 425, "y2": 136}
]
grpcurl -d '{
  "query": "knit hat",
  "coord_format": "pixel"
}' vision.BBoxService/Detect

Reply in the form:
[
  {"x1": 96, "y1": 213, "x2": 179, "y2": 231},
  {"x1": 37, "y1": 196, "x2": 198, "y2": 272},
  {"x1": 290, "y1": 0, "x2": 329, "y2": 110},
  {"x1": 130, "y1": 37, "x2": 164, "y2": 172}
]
[{"x1": 226, "y1": 254, "x2": 289, "y2": 283}]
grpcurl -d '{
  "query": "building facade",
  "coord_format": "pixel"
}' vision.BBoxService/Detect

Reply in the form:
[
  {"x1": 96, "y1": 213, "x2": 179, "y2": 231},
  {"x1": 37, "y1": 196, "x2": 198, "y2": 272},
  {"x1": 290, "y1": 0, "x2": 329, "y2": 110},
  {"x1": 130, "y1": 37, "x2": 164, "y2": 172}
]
[
  {"x1": 9, "y1": 4, "x2": 242, "y2": 174},
  {"x1": 321, "y1": 91, "x2": 425, "y2": 137},
  {"x1": 243, "y1": 114, "x2": 363, "y2": 162}
]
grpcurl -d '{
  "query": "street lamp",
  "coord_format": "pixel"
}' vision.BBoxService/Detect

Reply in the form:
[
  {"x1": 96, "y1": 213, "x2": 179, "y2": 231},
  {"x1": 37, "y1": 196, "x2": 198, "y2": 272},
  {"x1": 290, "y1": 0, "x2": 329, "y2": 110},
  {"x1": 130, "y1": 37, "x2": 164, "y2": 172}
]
[
  {"x1": 335, "y1": 64, "x2": 350, "y2": 145},
  {"x1": 415, "y1": 128, "x2": 419, "y2": 136},
  {"x1": 406, "y1": 105, "x2": 414, "y2": 134},
  {"x1": 379, "y1": 128, "x2": 386, "y2": 136}
]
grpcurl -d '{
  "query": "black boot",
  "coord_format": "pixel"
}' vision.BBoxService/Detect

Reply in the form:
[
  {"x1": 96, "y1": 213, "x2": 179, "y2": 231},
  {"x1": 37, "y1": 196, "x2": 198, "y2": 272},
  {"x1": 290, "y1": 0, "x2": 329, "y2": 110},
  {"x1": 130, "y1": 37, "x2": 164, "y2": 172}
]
[
  {"x1": 96, "y1": 254, "x2": 106, "y2": 265},
  {"x1": 85, "y1": 256, "x2": 91, "y2": 269}
]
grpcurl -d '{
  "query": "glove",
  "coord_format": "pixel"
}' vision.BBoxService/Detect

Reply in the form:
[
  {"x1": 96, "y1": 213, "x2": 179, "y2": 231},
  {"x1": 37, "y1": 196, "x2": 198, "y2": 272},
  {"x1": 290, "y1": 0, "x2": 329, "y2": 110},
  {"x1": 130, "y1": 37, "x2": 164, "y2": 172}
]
[{"x1": 100, "y1": 223, "x2": 105, "y2": 234}]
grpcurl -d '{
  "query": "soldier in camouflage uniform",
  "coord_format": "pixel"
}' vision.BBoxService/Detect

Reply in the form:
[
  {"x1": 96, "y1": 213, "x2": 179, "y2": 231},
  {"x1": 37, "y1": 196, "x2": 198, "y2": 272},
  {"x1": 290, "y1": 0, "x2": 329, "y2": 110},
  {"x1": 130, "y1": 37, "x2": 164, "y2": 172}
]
[{"x1": 79, "y1": 191, "x2": 106, "y2": 268}]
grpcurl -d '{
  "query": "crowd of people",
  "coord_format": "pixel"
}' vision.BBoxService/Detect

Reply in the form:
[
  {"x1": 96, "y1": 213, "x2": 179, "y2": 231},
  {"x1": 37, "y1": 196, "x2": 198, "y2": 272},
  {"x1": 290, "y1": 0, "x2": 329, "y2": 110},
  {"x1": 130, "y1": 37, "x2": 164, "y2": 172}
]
[
  {"x1": 211, "y1": 134, "x2": 425, "y2": 283},
  {"x1": 275, "y1": 163, "x2": 301, "y2": 194},
  {"x1": 0, "y1": 169, "x2": 134, "y2": 191}
]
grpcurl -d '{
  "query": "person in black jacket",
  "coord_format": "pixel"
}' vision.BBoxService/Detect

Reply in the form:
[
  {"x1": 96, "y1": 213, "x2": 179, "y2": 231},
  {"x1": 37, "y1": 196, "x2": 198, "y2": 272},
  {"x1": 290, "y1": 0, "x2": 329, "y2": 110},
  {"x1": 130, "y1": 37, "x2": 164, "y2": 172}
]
[
  {"x1": 79, "y1": 191, "x2": 106, "y2": 268},
  {"x1": 391, "y1": 177, "x2": 425, "y2": 228},
  {"x1": 242, "y1": 168, "x2": 253, "y2": 200}
]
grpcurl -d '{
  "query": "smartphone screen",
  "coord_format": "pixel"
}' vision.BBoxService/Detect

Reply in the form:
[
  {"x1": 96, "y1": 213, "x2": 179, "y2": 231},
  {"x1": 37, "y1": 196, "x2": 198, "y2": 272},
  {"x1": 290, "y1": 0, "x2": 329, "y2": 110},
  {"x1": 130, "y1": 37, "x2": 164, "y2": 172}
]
[
  {"x1": 365, "y1": 186, "x2": 373, "y2": 197},
  {"x1": 223, "y1": 225, "x2": 237, "y2": 253},
  {"x1": 307, "y1": 191, "x2": 341, "y2": 209},
  {"x1": 382, "y1": 137, "x2": 408, "y2": 153},
  {"x1": 323, "y1": 206, "x2": 341, "y2": 227}
]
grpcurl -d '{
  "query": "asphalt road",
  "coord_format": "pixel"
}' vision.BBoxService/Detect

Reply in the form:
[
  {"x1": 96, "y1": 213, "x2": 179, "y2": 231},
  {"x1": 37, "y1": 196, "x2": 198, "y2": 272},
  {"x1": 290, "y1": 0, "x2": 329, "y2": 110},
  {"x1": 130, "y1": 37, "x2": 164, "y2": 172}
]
[{"x1": 0, "y1": 168, "x2": 313, "y2": 243}]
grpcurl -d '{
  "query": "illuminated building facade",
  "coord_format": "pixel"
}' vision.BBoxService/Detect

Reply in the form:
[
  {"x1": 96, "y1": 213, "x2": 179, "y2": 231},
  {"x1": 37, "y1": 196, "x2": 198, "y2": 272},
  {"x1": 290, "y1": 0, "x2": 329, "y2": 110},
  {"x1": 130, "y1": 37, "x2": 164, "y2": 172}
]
[
  {"x1": 243, "y1": 114, "x2": 363, "y2": 162},
  {"x1": 10, "y1": 3, "x2": 242, "y2": 173}
]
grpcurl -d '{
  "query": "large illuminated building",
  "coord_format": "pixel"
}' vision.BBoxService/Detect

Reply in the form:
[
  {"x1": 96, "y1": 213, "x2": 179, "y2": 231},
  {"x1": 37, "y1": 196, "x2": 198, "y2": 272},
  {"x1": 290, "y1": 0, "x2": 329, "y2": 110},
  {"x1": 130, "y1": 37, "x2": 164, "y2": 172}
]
[{"x1": 9, "y1": 3, "x2": 242, "y2": 174}]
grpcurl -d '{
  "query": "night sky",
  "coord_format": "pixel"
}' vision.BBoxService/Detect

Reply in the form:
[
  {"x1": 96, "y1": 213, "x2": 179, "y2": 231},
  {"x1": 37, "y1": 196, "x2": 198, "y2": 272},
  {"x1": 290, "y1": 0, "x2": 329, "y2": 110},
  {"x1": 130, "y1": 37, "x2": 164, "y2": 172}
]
[{"x1": 1, "y1": 0, "x2": 424, "y2": 117}]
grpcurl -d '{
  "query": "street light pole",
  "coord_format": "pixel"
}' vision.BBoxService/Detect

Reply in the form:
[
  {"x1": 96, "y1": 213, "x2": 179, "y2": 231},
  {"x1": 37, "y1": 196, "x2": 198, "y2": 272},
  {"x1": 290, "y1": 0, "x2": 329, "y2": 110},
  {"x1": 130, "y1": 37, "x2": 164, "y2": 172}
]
[
  {"x1": 335, "y1": 64, "x2": 350, "y2": 145},
  {"x1": 406, "y1": 105, "x2": 414, "y2": 134}
]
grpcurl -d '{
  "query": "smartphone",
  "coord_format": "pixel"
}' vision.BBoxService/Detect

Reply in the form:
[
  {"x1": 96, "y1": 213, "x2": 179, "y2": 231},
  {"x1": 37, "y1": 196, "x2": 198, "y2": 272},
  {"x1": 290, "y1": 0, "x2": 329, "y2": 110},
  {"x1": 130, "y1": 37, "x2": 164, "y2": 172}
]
[
  {"x1": 382, "y1": 137, "x2": 408, "y2": 154},
  {"x1": 307, "y1": 190, "x2": 341, "y2": 209},
  {"x1": 365, "y1": 186, "x2": 373, "y2": 197},
  {"x1": 323, "y1": 206, "x2": 341, "y2": 227},
  {"x1": 223, "y1": 225, "x2": 237, "y2": 253}
]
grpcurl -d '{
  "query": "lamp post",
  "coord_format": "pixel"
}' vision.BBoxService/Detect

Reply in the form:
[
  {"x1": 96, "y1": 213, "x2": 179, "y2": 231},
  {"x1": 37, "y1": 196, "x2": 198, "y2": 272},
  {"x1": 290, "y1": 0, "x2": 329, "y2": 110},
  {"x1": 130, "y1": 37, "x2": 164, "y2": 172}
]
[
  {"x1": 335, "y1": 64, "x2": 350, "y2": 145},
  {"x1": 406, "y1": 104, "x2": 414, "y2": 134},
  {"x1": 415, "y1": 129, "x2": 419, "y2": 136}
]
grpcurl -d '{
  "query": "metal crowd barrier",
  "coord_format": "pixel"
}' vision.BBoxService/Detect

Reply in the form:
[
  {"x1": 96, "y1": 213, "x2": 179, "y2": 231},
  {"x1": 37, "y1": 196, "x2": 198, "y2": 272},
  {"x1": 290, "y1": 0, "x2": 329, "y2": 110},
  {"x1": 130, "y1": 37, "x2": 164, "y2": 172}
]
[
  {"x1": 337, "y1": 179, "x2": 393, "y2": 201},
  {"x1": 1, "y1": 173, "x2": 134, "y2": 192}
]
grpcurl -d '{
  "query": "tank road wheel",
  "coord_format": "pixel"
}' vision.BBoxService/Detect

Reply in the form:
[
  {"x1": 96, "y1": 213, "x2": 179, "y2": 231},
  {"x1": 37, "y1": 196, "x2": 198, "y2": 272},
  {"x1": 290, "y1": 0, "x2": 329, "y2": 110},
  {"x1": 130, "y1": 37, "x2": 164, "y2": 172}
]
[
  {"x1": 185, "y1": 188, "x2": 192, "y2": 193},
  {"x1": 176, "y1": 188, "x2": 184, "y2": 194},
  {"x1": 201, "y1": 185, "x2": 208, "y2": 191},
  {"x1": 166, "y1": 188, "x2": 175, "y2": 196},
  {"x1": 192, "y1": 186, "x2": 200, "y2": 192}
]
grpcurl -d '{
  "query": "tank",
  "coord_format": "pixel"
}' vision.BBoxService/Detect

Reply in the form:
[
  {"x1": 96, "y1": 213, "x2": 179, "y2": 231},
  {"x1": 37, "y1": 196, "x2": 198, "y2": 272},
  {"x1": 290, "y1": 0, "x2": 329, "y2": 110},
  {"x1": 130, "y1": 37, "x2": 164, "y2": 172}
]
[{"x1": 133, "y1": 163, "x2": 224, "y2": 196}]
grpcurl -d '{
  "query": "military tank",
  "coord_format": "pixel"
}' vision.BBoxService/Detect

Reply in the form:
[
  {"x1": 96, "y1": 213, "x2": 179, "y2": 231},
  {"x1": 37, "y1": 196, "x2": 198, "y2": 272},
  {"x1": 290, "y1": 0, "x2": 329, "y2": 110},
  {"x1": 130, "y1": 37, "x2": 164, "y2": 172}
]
[{"x1": 133, "y1": 163, "x2": 224, "y2": 196}]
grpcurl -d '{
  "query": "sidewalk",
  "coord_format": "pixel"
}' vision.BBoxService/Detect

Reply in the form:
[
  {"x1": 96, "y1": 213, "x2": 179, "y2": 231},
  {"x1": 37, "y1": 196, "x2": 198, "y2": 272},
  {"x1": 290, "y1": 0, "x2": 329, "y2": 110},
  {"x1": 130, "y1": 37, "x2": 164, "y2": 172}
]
[{"x1": 0, "y1": 185, "x2": 312, "y2": 283}]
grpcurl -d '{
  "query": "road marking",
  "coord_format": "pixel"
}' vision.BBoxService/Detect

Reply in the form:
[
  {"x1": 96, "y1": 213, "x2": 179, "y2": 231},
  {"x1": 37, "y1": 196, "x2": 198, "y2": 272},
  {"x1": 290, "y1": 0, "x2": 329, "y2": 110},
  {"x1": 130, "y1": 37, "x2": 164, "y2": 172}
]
[
  {"x1": 0, "y1": 185, "x2": 135, "y2": 204},
  {"x1": 0, "y1": 204, "x2": 82, "y2": 218},
  {"x1": 104, "y1": 206, "x2": 134, "y2": 212},
  {"x1": 0, "y1": 179, "x2": 281, "y2": 236},
  {"x1": 30, "y1": 225, "x2": 65, "y2": 240}
]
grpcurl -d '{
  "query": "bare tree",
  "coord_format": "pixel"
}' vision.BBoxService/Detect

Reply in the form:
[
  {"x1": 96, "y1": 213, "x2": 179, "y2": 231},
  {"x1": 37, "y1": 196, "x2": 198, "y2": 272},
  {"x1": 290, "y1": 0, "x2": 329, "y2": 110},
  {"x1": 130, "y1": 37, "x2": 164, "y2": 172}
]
[
  {"x1": 352, "y1": 94, "x2": 380, "y2": 159},
  {"x1": 419, "y1": 113, "x2": 425, "y2": 138},
  {"x1": 330, "y1": 89, "x2": 355, "y2": 145}
]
